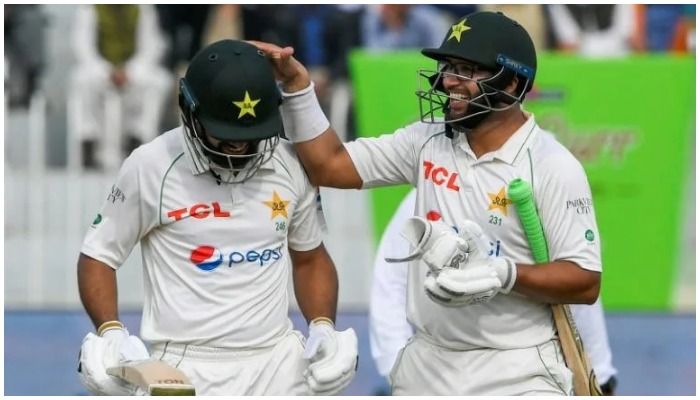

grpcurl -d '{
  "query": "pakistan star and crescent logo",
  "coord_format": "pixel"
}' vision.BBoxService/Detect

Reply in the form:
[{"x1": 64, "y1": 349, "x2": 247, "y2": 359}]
[
  {"x1": 232, "y1": 91, "x2": 260, "y2": 119},
  {"x1": 487, "y1": 186, "x2": 513, "y2": 216},
  {"x1": 448, "y1": 19, "x2": 471, "y2": 42},
  {"x1": 263, "y1": 191, "x2": 291, "y2": 219}
]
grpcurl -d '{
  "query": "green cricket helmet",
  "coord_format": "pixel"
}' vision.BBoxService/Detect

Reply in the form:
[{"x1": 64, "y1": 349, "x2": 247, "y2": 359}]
[
  {"x1": 416, "y1": 11, "x2": 537, "y2": 131},
  {"x1": 179, "y1": 39, "x2": 282, "y2": 184}
]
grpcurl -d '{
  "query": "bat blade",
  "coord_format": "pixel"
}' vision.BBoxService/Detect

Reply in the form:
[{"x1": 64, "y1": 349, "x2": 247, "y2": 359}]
[
  {"x1": 106, "y1": 360, "x2": 196, "y2": 396},
  {"x1": 509, "y1": 178, "x2": 602, "y2": 396},
  {"x1": 552, "y1": 304, "x2": 602, "y2": 396}
]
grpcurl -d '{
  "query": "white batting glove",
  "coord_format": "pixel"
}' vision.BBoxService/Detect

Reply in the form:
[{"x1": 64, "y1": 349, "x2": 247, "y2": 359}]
[
  {"x1": 424, "y1": 269, "x2": 499, "y2": 307},
  {"x1": 78, "y1": 324, "x2": 150, "y2": 396},
  {"x1": 385, "y1": 216, "x2": 470, "y2": 273},
  {"x1": 429, "y1": 220, "x2": 517, "y2": 306},
  {"x1": 303, "y1": 318, "x2": 358, "y2": 395}
]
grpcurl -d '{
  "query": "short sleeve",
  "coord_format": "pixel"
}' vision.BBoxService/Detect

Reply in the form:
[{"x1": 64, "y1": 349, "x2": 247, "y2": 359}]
[
  {"x1": 345, "y1": 122, "x2": 424, "y2": 189},
  {"x1": 80, "y1": 152, "x2": 151, "y2": 269},
  {"x1": 287, "y1": 173, "x2": 326, "y2": 252},
  {"x1": 536, "y1": 154, "x2": 602, "y2": 272}
]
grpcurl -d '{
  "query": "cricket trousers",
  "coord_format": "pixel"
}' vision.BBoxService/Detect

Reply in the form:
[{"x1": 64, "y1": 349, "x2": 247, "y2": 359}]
[
  {"x1": 390, "y1": 333, "x2": 574, "y2": 395},
  {"x1": 150, "y1": 330, "x2": 310, "y2": 395}
]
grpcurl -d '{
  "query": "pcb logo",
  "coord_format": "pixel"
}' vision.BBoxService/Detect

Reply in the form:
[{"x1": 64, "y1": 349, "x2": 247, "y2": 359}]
[{"x1": 585, "y1": 229, "x2": 595, "y2": 242}]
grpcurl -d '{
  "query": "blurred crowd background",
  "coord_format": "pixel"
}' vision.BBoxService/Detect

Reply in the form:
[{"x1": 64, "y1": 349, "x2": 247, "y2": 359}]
[
  {"x1": 4, "y1": 4, "x2": 696, "y2": 168},
  {"x1": 4, "y1": 4, "x2": 696, "y2": 396}
]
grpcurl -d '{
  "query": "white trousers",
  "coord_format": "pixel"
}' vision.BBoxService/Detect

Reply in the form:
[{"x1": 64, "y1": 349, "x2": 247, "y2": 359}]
[
  {"x1": 69, "y1": 63, "x2": 172, "y2": 143},
  {"x1": 150, "y1": 331, "x2": 310, "y2": 396},
  {"x1": 390, "y1": 334, "x2": 574, "y2": 395}
]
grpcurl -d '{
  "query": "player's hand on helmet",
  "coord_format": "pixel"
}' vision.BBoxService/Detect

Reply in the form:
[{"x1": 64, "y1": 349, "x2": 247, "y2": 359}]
[
  {"x1": 302, "y1": 318, "x2": 358, "y2": 395},
  {"x1": 246, "y1": 40, "x2": 310, "y2": 93},
  {"x1": 386, "y1": 216, "x2": 471, "y2": 273},
  {"x1": 77, "y1": 322, "x2": 150, "y2": 396},
  {"x1": 428, "y1": 220, "x2": 517, "y2": 306}
]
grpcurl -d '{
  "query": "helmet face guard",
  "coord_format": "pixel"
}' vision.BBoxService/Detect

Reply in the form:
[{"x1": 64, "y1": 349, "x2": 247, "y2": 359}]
[
  {"x1": 417, "y1": 12, "x2": 537, "y2": 130},
  {"x1": 179, "y1": 78, "x2": 278, "y2": 184},
  {"x1": 177, "y1": 40, "x2": 283, "y2": 184},
  {"x1": 416, "y1": 55, "x2": 533, "y2": 127}
]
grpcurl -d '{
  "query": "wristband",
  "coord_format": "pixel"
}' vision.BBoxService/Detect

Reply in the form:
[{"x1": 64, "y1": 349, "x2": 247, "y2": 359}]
[
  {"x1": 97, "y1": 320, "x2": 124, "y2": 336},
  {"x1": 279, "y1": 82, "x2": 330, "y2": 143},
  {"x1": 310, "y1": 317, "x2": 335, "y2": 328}
]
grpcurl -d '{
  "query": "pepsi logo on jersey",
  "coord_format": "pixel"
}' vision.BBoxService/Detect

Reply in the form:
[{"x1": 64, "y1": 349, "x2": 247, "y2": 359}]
[{"x1": 189, "y1": 245, "x2": 283, "y2": 271}]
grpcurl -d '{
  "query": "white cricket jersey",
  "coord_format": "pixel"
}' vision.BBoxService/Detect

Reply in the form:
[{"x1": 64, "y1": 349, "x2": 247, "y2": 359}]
[
  {"x1": 347, "y1": 115, "x2": 602, "y2": 350},
  {"x1": 81, "y1": 127, "x2": 325, "y2": 348}
]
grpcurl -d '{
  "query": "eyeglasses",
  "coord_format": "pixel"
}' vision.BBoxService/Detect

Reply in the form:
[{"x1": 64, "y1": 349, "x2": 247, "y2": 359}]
[{"x1": 438, "y1": 61, "x2": 492, "y2": 80}]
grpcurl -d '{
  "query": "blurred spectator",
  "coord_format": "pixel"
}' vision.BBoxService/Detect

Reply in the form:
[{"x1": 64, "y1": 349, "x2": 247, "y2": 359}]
[
  {"x1": 239, "y1": 5, "x2": 300, "y2": 48},
  {"x1": 4, "y1": 5, "x2": 47, "y2": 108},
  {"x1": 204, "y1": 5, "x2": 240, "y2": 45},
  {"x1": 323, "y1": 5, "x2": 365, "y2": 84},
  {"x1": 632, "y1": 4, "x2": 696, "y2": 53},
  {"x1": 547, "y1": 5, "x2": 636, "y2": 58},
  {"x1": 296, "y1": 5, "x2": 334, "y2": 115},
  {"x1": 361, "y1": 5, "x2": 450, "y2": 51},
  {"x1": 239, "y1": 5, "x2": 347, "y2": 138},
  {"x1": 432, "y1": 5, "x2": 478, "y2": 21},
  {"x1": 480, "y1": 5, "x2": 551, "y2": 51},
  {"x1": 323, "y1": 5, "x2": 366, "y2": 141},
  {"x1": 69, "y1": 5, "x2": 171, "y2": 169},
  {"x1": 154, "y1": 5, "x2": 212, "y2": 131},
  {"x1": 155, "y1": 5, "x2": 211, "y2": 70}
]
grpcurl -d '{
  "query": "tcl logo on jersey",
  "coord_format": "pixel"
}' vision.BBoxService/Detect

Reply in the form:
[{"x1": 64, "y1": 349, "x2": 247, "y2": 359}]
[
  {"x1": 189, "y1": 245, "x2": 283, "y2": 271},
  {"x1": 423, "y1": 161, "x2": 460, "y2": 191},
  {"x1": 167, "y1": 202, "x2": 231, "y2": 221}
]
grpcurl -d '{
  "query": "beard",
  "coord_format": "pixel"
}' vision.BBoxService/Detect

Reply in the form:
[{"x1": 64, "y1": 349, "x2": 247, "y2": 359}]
[
  {"x1": 204, "y1": 139, "x2": 259, "y2": 169},
  {"x1": 444, "y1": 94, "x2": 492, "y2": 131}
]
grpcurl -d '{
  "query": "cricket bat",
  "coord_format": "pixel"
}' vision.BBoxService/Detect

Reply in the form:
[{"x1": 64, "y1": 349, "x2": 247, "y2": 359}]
[
  {"x1": 106, "y1": 360, "x2": 196, "y2": 396},
  {"x1": 508, "y1": 178, "x2": 602, "y2": 396}
]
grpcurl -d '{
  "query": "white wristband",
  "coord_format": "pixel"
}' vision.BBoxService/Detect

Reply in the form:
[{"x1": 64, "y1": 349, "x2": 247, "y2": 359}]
[{"x1": 279, "y1": 82, "x2": 330, "y2": 143}]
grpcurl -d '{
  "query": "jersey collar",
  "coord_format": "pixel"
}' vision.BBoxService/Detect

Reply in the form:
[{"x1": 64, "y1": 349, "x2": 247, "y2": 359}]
[
  {"x1": 456, "y1": 114, "x2": 539, "y2": 165},
  {"x1": 491, "y1": 114, "x2": 538, "y2": 165}
]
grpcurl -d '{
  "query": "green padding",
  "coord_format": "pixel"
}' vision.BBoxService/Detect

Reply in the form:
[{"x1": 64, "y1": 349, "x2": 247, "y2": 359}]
[{"x1": 349, "y1": 51, "x2": 695, "y2": 311}]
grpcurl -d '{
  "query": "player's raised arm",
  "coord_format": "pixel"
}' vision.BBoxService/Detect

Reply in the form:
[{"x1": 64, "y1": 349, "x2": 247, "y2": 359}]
[{"x1": 248, "y1": 40, "x2": 363, "y2": 189}]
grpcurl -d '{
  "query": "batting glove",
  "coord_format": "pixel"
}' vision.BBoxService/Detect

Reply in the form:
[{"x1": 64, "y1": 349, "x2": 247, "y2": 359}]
[
  {"x1": 303, "y1": 318, "x2": 358, "y2": 395},
  {"x1": 78, "y1": 322, "x2": 150, "y2": 396},
  {"x1": 385, "y1": 216, "x2": 470, "y2": 273},
  {"x1": 430, "y1": 220, "x2": 517, "y2": 305},
  {"x1": 423, "y1": 269, "x2": 496, "y2": 307}
]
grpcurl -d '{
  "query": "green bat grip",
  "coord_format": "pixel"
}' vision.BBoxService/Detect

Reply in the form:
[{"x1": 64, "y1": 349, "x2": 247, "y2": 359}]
[
  {"x1": 508, "y1": 178, "x2": 549, "y2": 263},
  {"x1": 509, "y1": 179, "x2": 601, "y2": 395}
]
